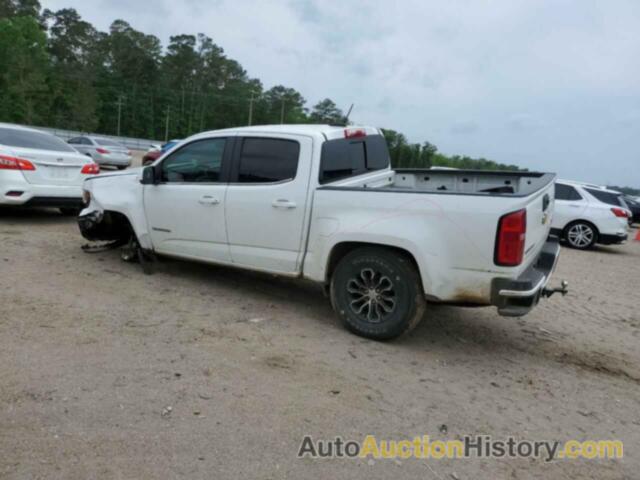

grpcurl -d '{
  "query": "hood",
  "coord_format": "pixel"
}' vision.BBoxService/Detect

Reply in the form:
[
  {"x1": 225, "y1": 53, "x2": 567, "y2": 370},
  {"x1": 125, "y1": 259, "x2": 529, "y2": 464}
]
[{"x1": 86, "y1": 166, "x2": 142, "y2": 181}]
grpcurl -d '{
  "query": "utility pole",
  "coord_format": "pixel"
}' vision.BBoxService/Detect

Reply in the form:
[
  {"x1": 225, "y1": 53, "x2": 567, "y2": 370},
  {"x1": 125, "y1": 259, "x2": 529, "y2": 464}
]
[
  {"x1": 280, "y1": 98, "x2": 286, "y2": 124},
  {"x1": 116, "y1": 95, "x2": 125, "y2": 136},
  {"x1": 164, "y1": 106, "x2": 170, "y2": 142},
  {"x1": 248, "y1": 92, "x2": 255, "y2": 126}
]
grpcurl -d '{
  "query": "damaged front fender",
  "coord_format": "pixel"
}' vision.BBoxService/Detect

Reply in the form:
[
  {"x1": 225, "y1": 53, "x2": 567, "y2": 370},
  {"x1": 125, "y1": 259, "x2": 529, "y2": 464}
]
[{"x1": 78, "y1": 210, "x2": 133, "y2": 242}]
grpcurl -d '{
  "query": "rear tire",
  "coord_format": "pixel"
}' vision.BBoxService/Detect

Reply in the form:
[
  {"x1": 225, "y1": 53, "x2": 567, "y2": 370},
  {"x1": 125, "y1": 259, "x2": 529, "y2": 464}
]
[
  {"x1": 116, "y1": 165, "x2": 127, "y2": 170},
  {"x1": 563, "y1": 221, "x2": 598, "y2": 249},
  {"x1": 330, "y1": 247, "x2": 426, "y2": 340}
]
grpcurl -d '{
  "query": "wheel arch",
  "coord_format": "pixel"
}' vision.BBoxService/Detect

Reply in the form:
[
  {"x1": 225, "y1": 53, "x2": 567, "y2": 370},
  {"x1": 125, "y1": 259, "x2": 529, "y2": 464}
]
[{"x1": 325, "y1": 241, "x2": 425, "y2": 291}]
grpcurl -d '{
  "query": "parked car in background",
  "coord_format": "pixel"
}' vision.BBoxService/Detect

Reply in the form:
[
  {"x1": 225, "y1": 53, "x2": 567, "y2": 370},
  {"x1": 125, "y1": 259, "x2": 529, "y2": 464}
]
[
  {"x1": 623, "y1": 195, "x2": 640, "y2": 224},
  {"x1": 142, "y1": 146, "x2": 161, "y2": 166},
  {"x1": 68, "y1": 136, "x2": 132, "y2": 170},
  {"x1": 0, "y1": 123, "x2": 99, "y2": 214},
  {"x1": 552, "y1": 180, "x2": 630, "y2": 249},
  {"x1": 78, "y1": 124, "x2": 566, "y2": 340},
  {"x1": 142, "y1": 139, "x2": 182, "y2": 166}
]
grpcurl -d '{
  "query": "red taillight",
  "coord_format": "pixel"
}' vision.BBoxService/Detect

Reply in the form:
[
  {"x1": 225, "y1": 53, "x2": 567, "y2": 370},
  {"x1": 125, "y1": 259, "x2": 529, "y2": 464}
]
[
  {"x1": 96, "y1": 148, "x2": 110, "y2": 154},
  {"x1": 81, "y1": 163, "x2": 100, "y2": 175},
  {"x1": 611, "y1": 207, "x2": 628, "y2": 218},
  {"x1": 0, "y1": 154, "x2": 35, "y2": 171},
  {"x1": 495, "y1": 209, "x2": 527, "y2": 266},
  {"x1": 344, "y1": 128, "x2": 367, "y2": 139}
]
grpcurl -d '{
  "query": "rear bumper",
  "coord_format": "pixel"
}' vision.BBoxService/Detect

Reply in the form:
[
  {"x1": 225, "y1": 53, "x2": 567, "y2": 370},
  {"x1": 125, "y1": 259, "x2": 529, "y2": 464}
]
[
  {"x1": 598, "y1": 233, "x2": 628, "y2": 245},
  {"x1": 95, "y1": 154, "x2": 131, "y2": 167},
  {"x1": 490, "y1": 236, "x2": 561, "y2": 317},
  {"x1": 1, "y1": 182, "x2": 82, "y2": 206}
]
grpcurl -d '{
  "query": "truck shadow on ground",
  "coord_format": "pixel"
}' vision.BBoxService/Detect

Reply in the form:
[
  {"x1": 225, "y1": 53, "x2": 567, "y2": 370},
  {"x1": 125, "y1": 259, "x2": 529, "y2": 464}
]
[
  {"x1": 148, "y1": 255, "x2": 638, "y2": 384},
  {"x1": 405, "y1": 304, "x2": 639, "y2": 384}
]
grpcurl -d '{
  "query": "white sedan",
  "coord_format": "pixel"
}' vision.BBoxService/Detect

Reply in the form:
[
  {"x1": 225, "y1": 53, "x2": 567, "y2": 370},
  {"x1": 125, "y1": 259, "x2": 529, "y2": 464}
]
[{"x1": 0, "y1": 123, "x2": 99, "y2": 214}]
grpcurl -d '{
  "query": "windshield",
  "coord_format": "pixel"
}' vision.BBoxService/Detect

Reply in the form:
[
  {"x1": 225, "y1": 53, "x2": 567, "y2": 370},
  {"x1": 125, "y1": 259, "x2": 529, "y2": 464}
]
[{"x1": 0, "y1": 127, "x2": 77, "y2": 153}]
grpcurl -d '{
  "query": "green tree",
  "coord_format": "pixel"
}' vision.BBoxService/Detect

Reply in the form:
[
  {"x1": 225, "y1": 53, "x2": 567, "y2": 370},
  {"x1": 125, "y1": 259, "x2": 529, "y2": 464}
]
[
  {"x1": 0, "y1": 15, "x2": 50, "y2": 124},
  {"x1": 262, "y1": 85, "x2": 307, "y2": 124},
  {"x1": 0, "y1": 0, "x2": 40, "y2": 19},
  {"x1": 310, "y1": 98, "x2": 344, "y2": 124},
  {"x1": 41, "y1": 8, "x2": 100, "y2": 130},
  {"x1": 97, "y1": 19, "x2": 161, "y2": 137}
]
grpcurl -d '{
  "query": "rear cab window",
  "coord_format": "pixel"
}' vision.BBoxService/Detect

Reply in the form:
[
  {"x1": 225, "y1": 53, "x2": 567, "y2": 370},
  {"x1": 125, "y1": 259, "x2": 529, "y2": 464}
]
[{"x1": 319, "y1": 134, "x2": 390, "y2": 184}]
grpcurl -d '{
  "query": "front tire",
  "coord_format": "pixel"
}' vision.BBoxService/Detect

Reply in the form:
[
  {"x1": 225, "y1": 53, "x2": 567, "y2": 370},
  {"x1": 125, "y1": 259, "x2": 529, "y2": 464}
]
[
  {"x1": 330, "y1": 247, "x2": 426, "y2": 340},
  {"x1": 564, "y1": 221, "x2": 598, "y2": 249}
]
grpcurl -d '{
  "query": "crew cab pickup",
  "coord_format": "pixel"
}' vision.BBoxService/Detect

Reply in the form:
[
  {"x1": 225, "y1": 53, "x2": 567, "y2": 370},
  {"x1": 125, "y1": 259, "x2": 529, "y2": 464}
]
[{"x1": 78, "y1": 125, "x2": 565, "y2": 340}]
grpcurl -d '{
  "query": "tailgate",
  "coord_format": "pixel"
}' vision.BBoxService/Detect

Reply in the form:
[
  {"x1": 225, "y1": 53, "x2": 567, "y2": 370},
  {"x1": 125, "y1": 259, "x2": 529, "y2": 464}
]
[{"x1": 522, "y1": 180, "x2": 555, "y2": 265}]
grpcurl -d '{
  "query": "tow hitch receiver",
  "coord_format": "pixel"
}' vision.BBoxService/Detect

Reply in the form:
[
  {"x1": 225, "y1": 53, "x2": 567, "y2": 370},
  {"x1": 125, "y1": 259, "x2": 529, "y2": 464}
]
[{"x1": 541, "y1": 280, "x2": 569, "y2": 298}]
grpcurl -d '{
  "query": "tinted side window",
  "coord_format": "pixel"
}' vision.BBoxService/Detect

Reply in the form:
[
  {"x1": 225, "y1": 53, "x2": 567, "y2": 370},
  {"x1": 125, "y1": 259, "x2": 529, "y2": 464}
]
[
  {"x1": 68, "y1": 137, "x2": 80, "y2": 144},
  {"x1": 585, "y1": 188, "x2": 623, "y2": 207},
  {"x1": 161, "y1": 138, "x2": 226, "y2": 183},
  {"x1": 237, "y1": 138, "x2": 299, "y2": 183},
  {"x1": 80, "y1": 137, "x2": 93, "y2": 145},
  {"x1": 555, "y1": 184, "x2": 582, "y2": 201},
  {"x1": 320, "y1": 134, "x2": 390, "y2": 184}
]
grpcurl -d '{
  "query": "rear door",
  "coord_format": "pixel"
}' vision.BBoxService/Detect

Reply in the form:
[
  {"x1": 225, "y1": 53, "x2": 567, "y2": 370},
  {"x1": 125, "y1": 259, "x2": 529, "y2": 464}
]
[
  {"x1": 71, "y1": 137, "x2": 93, "y2": 156},
  {"x1": 224, "y1": 134, "x2": 313, "y2": 273},
  {"x1": 0, "y1": 128, "x2": 90, "y2": 186},
  {"x1": 143, "y1": 136, "x2": 232, "y2": 263},
  {"x1": 553, "y1": 183, "x2": 587, "y2": 229}
]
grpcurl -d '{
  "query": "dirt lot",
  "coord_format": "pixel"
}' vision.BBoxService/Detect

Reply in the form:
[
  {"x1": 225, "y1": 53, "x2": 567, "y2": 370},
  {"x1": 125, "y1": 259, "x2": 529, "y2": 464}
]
[{"x1": 1, "y1": 186, "x2": 639, "y2": 478}]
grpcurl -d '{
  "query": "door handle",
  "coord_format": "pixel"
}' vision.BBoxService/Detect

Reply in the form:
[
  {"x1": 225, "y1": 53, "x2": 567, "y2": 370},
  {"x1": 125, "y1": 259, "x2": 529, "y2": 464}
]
[
  {"x1": 272, "y1": 199, "x2": 297, "y2": 209},
  {"x1": 199, "y1": 195, "x2": 220, "y2": 205}
]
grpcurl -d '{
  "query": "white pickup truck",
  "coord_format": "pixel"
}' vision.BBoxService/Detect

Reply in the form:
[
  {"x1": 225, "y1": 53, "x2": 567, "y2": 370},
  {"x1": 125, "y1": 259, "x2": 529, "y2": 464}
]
[{"x1": 78, "y1": 125, "x2": 566, "y2": 339}]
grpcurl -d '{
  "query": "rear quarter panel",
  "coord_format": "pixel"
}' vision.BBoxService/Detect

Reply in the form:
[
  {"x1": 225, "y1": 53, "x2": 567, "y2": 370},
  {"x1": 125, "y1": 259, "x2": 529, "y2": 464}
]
[{"x1": 304, "y1": 182, "x2": 554, "y2": 303}]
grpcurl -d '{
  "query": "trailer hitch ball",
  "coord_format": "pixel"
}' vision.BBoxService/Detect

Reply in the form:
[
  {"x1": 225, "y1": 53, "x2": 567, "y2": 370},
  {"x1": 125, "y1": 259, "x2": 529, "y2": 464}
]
[{"x1": 542, "y1": 280, "x2": 569, "y2": 298}]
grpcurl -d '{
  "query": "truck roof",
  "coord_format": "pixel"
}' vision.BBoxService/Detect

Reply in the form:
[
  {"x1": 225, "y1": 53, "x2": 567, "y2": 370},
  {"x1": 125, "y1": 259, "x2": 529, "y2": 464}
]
[{"x1": 198, "y1": 124, "x2": 382, "y2": 140}]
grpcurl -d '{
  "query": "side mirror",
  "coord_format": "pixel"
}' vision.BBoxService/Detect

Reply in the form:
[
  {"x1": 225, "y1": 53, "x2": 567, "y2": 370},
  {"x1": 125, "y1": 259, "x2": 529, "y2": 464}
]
[{"x1": 140, "y1": 166, "x2": 158, "y2": 185}]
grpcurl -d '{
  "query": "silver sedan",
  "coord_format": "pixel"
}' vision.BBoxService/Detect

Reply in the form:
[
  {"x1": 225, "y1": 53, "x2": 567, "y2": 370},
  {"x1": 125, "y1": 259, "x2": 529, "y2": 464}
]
[{"x1": 68, "y1": 136, "x2": 132, "y2": 169}]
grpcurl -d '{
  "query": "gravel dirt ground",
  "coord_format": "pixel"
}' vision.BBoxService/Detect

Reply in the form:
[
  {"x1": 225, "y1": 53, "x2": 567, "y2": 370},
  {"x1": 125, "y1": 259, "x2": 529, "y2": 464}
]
[{"x1": 1, "y1": 162, "x2": 639, "y2": 479}]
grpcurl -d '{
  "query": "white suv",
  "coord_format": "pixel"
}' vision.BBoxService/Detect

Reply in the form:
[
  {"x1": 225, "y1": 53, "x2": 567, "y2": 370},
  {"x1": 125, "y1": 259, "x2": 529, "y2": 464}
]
[{"x1": 552, "y1": 180, "x2": 630, "y2": 249}]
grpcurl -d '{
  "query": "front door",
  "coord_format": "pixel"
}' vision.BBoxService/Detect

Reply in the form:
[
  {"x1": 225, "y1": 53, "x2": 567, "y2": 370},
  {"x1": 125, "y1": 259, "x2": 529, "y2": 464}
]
[{"x1": 144, "y1": 137, "x2": 231, "y2": 263}]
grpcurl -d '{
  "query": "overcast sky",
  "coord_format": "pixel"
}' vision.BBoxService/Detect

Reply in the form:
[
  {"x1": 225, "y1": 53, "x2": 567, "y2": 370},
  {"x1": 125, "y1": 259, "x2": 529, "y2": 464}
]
[{"x1": 42, "y1": 0, "x2": 640, "y2": 187}]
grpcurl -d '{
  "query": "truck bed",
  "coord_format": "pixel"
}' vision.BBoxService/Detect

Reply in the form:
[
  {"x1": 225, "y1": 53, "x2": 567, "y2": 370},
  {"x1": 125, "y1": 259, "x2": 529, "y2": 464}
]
[
  {"x1": 308, "y1": 168, "x2": 556, "y2": 304},
  {"x1": 321, "y1": 169, "x2": 555, "y2": 197}
]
